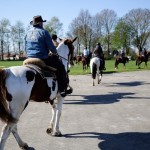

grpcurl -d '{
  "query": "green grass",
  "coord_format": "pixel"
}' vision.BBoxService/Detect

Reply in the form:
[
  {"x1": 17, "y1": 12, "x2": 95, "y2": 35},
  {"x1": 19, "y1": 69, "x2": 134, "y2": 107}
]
[
  {"x1": 0, "y1": 60, "x2": 150, "y2": 75},
  {"x1": 70, "y1": 59, "x2": 150, "y2": 75},
  {"x1": 0, "y1": 61, "x2": 23, "y2": 68}
]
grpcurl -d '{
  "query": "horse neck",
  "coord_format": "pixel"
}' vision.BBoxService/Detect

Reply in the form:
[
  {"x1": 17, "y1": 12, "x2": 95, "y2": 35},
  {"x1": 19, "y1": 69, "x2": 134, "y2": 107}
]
[
  {"x1": 57, "y1": 43, "x2": 69, "y2": 59},
  {"x1": 57, "y1": 43, "x2": 69, "y2": 72}
]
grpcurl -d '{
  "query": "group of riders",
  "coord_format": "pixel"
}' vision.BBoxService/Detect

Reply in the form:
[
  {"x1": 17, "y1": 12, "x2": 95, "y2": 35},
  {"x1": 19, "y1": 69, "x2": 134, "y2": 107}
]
[
  {"x1": 25, "y1": 15, "x2": 107, "y2": 98},
  {"x1": 81, "y1": 43, "x2": 106, "y2": 70},
  {"x1": 25, "y1": 15, "x2": 149, "y2": 98}
]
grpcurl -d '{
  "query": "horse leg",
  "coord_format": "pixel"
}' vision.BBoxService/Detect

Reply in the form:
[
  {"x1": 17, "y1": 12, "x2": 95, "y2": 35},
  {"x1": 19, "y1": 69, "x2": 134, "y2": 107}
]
[
  {"x1": 66, "y1": 85, "x2": 73, "y2": 95},
  {"x1": 97, "y1": 68, "x2": 100, "y2": 84},
  {"x1": 92, "y1": 78, "x2": 95, "y2": 86},
  {"x1": 115, "y1": 61, "x2": 118, "y2": 70},
  {"x1": 47, "y1": 101, "x2": 57, "y2": 135},
  {"x1": 145, "y1": 62, "x2": 147, "y2": 68},
  {"x1": 0, "y1": 123, "x2": 28, "y2": 150},
  {"x1": 91, "y1": 63, "x2": 96, "y2": 86},
  {"x1": 123, "y1": 63, "x2": 126, "y2": 70},
  {"x1": 12, "y1": 124, "x2": 29, "y2": 149},
  {"x1": 47, "y1": 96, "x2": 64, "y2": 136},
  {"x1": 53, "y1": 96, "x2": 64, "y2": 136},
  {"x1": 0, "y1": 123, "x2": 12, "y2": 150}
]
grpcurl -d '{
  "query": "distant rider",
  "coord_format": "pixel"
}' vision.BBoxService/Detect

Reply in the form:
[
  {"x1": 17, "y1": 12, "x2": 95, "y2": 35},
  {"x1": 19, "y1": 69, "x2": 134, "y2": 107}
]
[{"x1": 93, "y1": 43, "x2": 106, "y2": 70}]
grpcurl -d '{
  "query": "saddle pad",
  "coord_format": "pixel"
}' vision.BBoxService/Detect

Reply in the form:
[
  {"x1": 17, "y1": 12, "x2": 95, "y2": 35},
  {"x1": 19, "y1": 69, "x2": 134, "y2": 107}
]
[{"x1": 25, "y1": 64, "x2": 56, "y2": 79}]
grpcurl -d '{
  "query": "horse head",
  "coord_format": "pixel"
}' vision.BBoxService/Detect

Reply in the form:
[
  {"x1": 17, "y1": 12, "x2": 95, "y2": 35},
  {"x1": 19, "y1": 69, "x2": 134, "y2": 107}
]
[{"x1": 57, "y1": 37, "x2": 77, "y2": 70}]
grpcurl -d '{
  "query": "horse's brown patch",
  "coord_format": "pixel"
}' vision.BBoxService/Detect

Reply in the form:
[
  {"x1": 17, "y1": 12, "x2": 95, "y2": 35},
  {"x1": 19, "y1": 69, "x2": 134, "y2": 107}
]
[
  {"x1": 26, "y1": 71, "x2": 35, "y2": 83},
  {"x1": 6, "y1": 89, "x2": 12, "y2": 102},
  {"x1": 30, "y1": 73, "x2": 53, "y2": 102}
]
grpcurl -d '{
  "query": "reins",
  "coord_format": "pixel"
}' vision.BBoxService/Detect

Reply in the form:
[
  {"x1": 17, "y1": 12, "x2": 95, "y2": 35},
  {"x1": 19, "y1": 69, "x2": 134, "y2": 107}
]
[{"x1": 58, "y1": 55, "x2": 68, "y2": 61}]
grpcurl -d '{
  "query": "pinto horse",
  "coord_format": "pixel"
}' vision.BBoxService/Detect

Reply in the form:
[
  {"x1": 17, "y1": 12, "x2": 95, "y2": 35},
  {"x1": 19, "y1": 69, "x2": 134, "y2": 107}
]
[
  {"x1": 136, "y1": 52, "x2": 150, "y2": 68},
  {"x1": 115, "y1": 56, "x2": 129, "y2": 70},
  {"x1": 90, "y1": 57, "x2": 103, "y2": 86},
  {"x1": 0, "y1": 37, "x2": 77, "y2": 150}
]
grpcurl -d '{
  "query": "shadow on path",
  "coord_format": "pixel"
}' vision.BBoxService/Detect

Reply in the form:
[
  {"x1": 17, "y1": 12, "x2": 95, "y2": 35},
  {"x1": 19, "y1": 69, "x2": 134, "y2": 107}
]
[
  {"x1": 64, "y1": 132, "x2": 150, "y2": 150},
  {"x1": 65, "y1": 92, "x2": 149, "y2": 105}
]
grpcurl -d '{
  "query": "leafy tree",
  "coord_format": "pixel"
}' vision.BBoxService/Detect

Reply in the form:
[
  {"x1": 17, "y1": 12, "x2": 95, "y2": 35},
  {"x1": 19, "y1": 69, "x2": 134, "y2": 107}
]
[
  {"x1": 12, "y1": 21, "x2": 25, "y2": 55},
  {"x1": 44, "y1": 17, "x2": 63, "y2": 37},
  {"x1": 112, "y1": 18, "x2": 131, "y2": 54},
  {"x1": 124, "y1": 8, "x2": 150, "y2": 52},
  {"x1": 99, "y1": 9, "x2": 118, "y2": 54},
  {"x1": 0, "y1": 18, "x2": 10, "y2": 60}
]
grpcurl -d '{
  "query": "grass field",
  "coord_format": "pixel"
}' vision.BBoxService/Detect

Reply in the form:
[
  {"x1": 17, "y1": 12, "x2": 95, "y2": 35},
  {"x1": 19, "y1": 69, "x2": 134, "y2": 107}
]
[{"x1": 0, "y1": 60, "x2": 150, "y2": 75}]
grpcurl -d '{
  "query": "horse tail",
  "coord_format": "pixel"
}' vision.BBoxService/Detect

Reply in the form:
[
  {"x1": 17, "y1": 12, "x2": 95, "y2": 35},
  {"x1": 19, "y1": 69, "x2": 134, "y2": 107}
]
[
  {"x1": 0, "y1": 69, "x2": 17, "y2": 123},
  {"x1": 92, "y1": 63, "x2": 97, "y2": 79}
]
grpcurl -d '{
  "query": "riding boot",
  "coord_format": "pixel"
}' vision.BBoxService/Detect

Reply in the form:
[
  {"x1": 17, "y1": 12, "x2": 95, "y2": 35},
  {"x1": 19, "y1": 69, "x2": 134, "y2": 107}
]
[{"x1": 42, "y1": 55, "x2": 67, "y2": 97}]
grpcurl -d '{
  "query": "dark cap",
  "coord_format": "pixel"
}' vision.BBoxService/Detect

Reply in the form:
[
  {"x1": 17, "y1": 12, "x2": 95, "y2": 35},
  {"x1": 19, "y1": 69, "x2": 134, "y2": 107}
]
[{"x1": 32, "y1": 15, "x2": 46, "y2": 25}]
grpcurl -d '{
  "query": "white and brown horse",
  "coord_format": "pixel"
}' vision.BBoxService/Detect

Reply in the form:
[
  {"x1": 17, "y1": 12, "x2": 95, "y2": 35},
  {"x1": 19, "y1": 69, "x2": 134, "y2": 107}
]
[
  {"x1": 0, "y1": 37, "x2": 77, "y2": 150},
  {"x1": 90, "y1": 57, "x2": 103, "y2": 86}
]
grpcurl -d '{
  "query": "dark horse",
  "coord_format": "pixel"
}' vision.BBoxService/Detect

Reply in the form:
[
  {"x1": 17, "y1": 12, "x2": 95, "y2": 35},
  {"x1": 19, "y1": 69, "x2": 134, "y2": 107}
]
[
  {"x1": 115, "y1": 56, "x2": 129, "y2": 70},
  {"x1": 136, "y1": 52, "x2": 150, "y2": 68},
  {"x1": 81, "y1": 52, "x2": 92, "y2": 71},
  {"x1": 74, "y1": 55, "x2": 82, "y2": 64}
]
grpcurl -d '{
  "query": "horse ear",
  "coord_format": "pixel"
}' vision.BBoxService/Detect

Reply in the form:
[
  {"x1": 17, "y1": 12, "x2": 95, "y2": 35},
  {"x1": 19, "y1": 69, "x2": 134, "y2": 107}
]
[
  {"x1": 59, "y1": 38, "x2": 63, "y2": 41},
  {"x1": 72, "y1": 37, "x2": 77, "y2": 43}
]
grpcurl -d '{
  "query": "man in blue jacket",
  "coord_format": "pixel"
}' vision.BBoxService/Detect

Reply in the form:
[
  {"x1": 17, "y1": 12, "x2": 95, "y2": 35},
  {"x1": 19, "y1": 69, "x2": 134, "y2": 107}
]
[{"x1": 25, "y1": 15, "x2": 67, "y2": 97}]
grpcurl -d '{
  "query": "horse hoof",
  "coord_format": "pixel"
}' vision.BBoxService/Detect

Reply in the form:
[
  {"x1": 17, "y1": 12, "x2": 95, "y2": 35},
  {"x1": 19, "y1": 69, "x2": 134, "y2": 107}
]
[
  {"x1": 20, "y1": 143, "x2": 29, "y2": 150},
  {"x1": 66, "y1": 88, "x2": 73, "y2": 95},
  {"x1": 53, "y1": 132, "x2": 62, "y2": 137},
  {"x1": 46, "y1": 128, "x2": 53, "y2": 135}
]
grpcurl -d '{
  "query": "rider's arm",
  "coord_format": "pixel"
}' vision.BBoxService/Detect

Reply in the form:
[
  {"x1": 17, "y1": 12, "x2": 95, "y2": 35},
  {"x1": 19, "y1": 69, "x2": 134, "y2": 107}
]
[{"x1": 44, "y1": 30, "x2": 57, "y2": 54}]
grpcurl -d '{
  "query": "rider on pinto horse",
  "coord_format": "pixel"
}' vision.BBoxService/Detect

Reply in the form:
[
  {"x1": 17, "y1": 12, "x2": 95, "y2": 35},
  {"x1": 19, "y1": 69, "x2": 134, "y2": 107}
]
[
  {"x1": 25, "y1": 15, "x2": 67, "y2": 97},
  {"x1": 93, "y1": 43, "x2": 106, "y2": 70}
]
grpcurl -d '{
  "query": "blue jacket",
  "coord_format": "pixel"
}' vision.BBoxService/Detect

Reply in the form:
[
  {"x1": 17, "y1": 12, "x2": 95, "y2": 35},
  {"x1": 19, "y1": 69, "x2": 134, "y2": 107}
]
[{"x1": 25, "y1": 25, "x2": 57, "y2": 59}]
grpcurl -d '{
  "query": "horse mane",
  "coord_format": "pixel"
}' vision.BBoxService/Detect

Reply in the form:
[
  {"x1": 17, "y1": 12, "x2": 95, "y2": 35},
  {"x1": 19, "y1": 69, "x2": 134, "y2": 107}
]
[{"x1": 0, "y1": 69, "x2": 17, "y2": 123}]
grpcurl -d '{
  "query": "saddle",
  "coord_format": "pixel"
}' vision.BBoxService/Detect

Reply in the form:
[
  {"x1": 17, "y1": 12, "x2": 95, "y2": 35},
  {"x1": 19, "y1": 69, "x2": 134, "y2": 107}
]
[{"x1": 23, "y1": 58, "x2": 57, "y2": 79}]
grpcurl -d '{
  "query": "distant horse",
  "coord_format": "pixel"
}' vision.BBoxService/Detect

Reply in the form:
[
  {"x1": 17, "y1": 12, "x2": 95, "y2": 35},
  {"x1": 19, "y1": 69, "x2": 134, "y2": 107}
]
[
  {"x1": 115, "y1": 56, "x2": 129, "y2": 70},
  {"x1": 90, "y1": 57, "x2": 103, "y2": 86},
  {"x1": 74, "y1": 55, "x2": 82, "y2": 64},
  {"x1": 0, "y1": 37, "x2": 77, "y2": 150},
  {"x1": 81, "y1": 52, "x2": 92, "y2": 71},
  {"x1": 136, "y1": 52, "x2": 150, "y2": 68}
]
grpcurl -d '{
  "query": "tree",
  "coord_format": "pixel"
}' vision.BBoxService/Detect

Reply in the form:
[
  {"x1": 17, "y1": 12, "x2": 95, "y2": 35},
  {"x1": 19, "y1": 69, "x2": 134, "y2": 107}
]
[
  {"x1": 69, "y1": 9, "x2": 94, "y2": 52},
  {"x1": 124, "y1": 8, "x2": 150, "y2": 52},
  {"x1": 12, "y1": 21, "x2": 25, "y2": 56},
  {"x1": 112, "y1": 18, "x2": 131, "y2": 54},
  {"x1": 44, "y1": 17, "x2": 63, "y2": 37},
  {"x1": 99, "y1": 9, "x2": 117, "y2": 54},
  {"x1": 0, "y1": 18, "x2": 10, "y2": 60}
]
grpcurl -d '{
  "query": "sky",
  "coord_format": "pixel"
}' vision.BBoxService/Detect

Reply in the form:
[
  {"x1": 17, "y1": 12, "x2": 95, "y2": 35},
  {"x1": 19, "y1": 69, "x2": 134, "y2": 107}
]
[{"x1": 0, "y1": 0, "x2": 150, "y2": 35}]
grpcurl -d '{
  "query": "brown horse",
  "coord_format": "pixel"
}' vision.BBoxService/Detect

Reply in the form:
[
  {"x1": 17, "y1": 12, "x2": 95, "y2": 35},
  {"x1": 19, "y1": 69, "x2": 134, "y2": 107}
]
[
  {"x1": 136, "y1": 51, "x2": 150, "y2": 68},
  {"x1": 81, "y1": 52, "x2": 92, "y2": 71},
  {"x1": 115, "y1": 56, "x2": 129, "y2": 70},
  {"x1": 74, "y1": 55, "x2": 82, "y2": 64}
]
